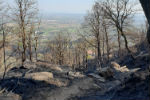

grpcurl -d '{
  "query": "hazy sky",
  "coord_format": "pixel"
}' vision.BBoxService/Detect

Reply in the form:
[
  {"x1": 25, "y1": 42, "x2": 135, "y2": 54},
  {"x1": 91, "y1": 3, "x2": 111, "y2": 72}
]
[
  {"x1": 7, "y1": 0, "x2": 143, "y2": 15},
  {"x1": 38, "y1": 0, "x2": 95, "y2": 14}
]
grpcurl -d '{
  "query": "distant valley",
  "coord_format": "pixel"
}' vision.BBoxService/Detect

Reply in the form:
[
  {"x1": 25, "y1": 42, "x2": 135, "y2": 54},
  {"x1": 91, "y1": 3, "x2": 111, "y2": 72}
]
[{"x1": 39, "y1": 13, "x2": 146, "y2": 41}]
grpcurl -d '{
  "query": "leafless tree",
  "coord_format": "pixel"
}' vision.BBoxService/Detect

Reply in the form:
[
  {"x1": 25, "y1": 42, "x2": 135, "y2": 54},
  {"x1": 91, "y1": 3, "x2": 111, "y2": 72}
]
[
  {"x1": 49, "y1": 33, "x2": 70, "y2": 65},
  {"x1": 34, "y1": 18, "x2": 41, "y2": 61},
  {"x1": 12, "y1": 0, "x2": 38, "y2": 66},
  {"x1": 1, "y1": 19, "x2": 6, "y2": 80},
  {"x1": 101, "y1": 16, "x2": 110, "y2": 62},
  {"x1": 83, "y1": 2, "x2": 103, "y2": 67},
  {"x1": 0, "y1": 0, "x2": 8, "y2": 80},
  {"x1": 100, "y1": 0, "x2": 136, "y2": 56},
  {"x1": 73, "y1": 40, "x2": 88, "y2": 68},
  {"x1": 27, "y1": 22, "x2": 34, "y2": 62}
]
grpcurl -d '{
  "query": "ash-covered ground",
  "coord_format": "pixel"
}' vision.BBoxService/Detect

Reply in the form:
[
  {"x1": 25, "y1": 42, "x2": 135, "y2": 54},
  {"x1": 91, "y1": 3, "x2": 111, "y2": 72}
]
[{"x1": 0, "y1": 52, "x2": 149, "y2": 100}]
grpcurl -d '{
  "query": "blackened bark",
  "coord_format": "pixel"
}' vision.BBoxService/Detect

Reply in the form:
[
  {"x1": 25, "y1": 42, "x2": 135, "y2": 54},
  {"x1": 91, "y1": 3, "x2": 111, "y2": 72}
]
[
  {"x1": 117, "y1": 29, "x2": 121, "y2": 57},
  {"x1": 97, "y1": 40, "x2": 102, "y2": 67},
  {"x1": 140, "y1": 0, "x2": 150, "y2": 44},
  {"x1": 2, "y1": 24, "x2": 6, "y2": 80},
  {"x1": 104, "y1": 26, "x2": 110, "y2": 61},
  {"x1": 139, "y1": 1, "x2": 150, "y2": 96}
]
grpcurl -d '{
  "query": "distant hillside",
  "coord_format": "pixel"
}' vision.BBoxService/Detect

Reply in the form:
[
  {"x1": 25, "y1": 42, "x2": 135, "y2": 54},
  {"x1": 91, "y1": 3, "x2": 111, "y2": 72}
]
[
  {"x1": 39, "y1": 13, "x2": 146, "y2": 41},
  {"x1": 41, "y1": 13, "x2": 85, "y2": 24},
  {"x1": 38, "y1": 13, "x2": 85, "y2": 41}
]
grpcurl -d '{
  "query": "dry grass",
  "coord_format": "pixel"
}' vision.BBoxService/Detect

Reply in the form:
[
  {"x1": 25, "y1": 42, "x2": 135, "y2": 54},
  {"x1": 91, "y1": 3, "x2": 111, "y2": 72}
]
[{"x1": 36, "y1": 62, "x2": 62, "y2": 72}]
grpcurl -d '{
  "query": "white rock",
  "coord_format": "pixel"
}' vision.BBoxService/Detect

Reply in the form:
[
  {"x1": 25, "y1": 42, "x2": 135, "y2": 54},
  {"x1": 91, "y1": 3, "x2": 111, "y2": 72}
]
[
  {"x1": 25, "y1": 72, "x2": 53, "y2": 81},
  {"x1": 68, "y1": 71, "x2": 85, "y2": 78},
  {"x1": 119, "y1": 66, "x2": 129, "y2": 72},
  {"x1": 111, "y1": 62, "x2": 120, "y2": 69}
]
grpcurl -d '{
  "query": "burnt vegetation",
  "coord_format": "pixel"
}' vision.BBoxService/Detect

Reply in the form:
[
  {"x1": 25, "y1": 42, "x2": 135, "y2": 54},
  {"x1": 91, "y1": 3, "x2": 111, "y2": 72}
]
[{"x1": 0, "y1": 0, "x2": 149, "y2": 100}]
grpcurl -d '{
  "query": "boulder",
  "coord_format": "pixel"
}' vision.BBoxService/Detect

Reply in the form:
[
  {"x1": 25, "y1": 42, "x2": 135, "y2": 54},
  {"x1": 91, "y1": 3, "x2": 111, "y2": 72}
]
[
  {"x1": 111, "y1": 62, "x2": 120, "y2": 69},
  {"x1": 119, "y1": 66, "x2": 129, "y2": 72},
  {"x1": 24, "y1": 72, "x2": 69, "y2": 87},
  {"x1": 99, "y1": 67, "x2": 114, "y2": 79},
  {"x1": 98, "y1": 62, "x2": 139, "y2": 82},
  {"x1": 25, "y1": 72, "x2": 53, "y2": 81},
  {"x1": 48, "y1": 78, "x2": 69, "y2": 87},
  {"x1": 68, "y1": 71, "x2": 85, "y2": 78},
  {"x1": 132, "y1": 70, "x2": 149, "y2": 80},
  {"x1": 111, "y1": 62, "x2": 129, "y2": 72}
]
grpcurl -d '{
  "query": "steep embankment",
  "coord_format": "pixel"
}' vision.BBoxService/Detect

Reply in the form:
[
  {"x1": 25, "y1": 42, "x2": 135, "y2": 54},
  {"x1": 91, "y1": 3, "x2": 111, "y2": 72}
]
[{"x1": 0, "y1": 49, "x2": 149, "y2": 100}]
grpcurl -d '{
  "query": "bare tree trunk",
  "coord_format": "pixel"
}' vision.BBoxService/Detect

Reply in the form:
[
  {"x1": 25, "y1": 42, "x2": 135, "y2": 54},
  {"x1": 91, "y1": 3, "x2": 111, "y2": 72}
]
[
  {"x1": 28, "y1": 38, "x2": 32, "y2": 62},
  {"x1": 139, "y1": 0, "x2": 150, "y2": 96},
  {"x1": 21, "y1": 10, "x2": 26, "y2": 66},
  {"x1": 97, "y1": 40, "x2": 102, "y2": 67},
  {"x1": 139, "y1": 0, "x2": 150, "y2": 44},
  {"x1": 28, "y1": 25, "x2": 33, "y2": 62},
  {"x1": 75, "y1": 50, "x2": 78, "y2": 67},
  {"x1": 22, "y1": 34, "x2": 26, "y2": 66},
  {"x1": 120, "y1": 29, "x2": 134, "y2": 59},
  {"x1": 139, "y1": 0, "x2": 150, "y2": 24},
  {"x1": 14, "y1": 0, "x2": 38, "y2": 66},
  {"x1": 85, "y1": 52, "x2": 88, "y2": 69},
  {"x1": 120, "y1": 29, "x2": 132, "y2": 55},
  {"x1": 104, "y1": 26, "x2": 110, "y2": 61},
  {"x1": 2, "y1": 24, "x2": 6, "y2": 80},
  {"x1": 102, "y1": 34, "x2": 105, "y2": 60},
  {"x1": 117, "y1": 29, "x2": 121, "y2": 57},
  {"x1": 35, "y1": 39, "x2": 38, "y2": 61},
  {"x1": 28, "y1": 34, "x2": 32, "y2": 62},
  {"x1": 147, "y1": 28, "x2": 150, "y2": 44}
]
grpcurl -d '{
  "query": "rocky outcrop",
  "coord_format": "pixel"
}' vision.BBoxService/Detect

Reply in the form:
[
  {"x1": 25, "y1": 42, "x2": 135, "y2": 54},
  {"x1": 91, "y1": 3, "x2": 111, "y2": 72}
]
[
  {"x1": 99, "y1": 67, "x2": 114, "y2": 80},
  {"x1": 88, "y1": 73, "x2": 106, "y2": 82},
  {"x1": 111, "y1": 62, "x2": 129, "y2": 72},
  {"x1": 111, "y1": 62, "x2": 120, "y2": 69},
  {"x1": 68, "y1": 71, "x2": 85, "y2": 78},
  {"x1": 24, "y1": 72, "x2": 68, "y2": 87},
  {"x1": 24, "y1": 72, "x2": 54, "y2": 81}
]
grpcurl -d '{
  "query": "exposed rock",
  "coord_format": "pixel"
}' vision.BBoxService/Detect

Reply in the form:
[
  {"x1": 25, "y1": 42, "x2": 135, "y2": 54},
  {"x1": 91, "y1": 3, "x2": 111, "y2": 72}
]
[
  {"x1": 111, "y1": 62, "x2": 129, "y2": 72},
  {"x1": 88, "y1": 73, "x2": 105, "y2": 82},
  {"x1": 131, "y1": 70, "x2": 150, "y2": 80},
  {"x1": 25, "y1": 72, "x2": 53, "y2": 81},
  {"x1": 111, "y1": 62, "x2": 120, "y2": 69},
  {"x1": 24, "y1": 72, "x2": 69, "y2": 87},
  {"x1": 111, "y1": 71, "x2": 149, "y2": 100},
  {"x1": 99, "y1": 67, "x2": 114, "y2": 80},
  {"x1": 68, "y1": 71, "x2": 85, "y2": 78},
  {"x1": 47, "y1": 78, "x2": 69, "y2": 87},
  {"x1": 119, "y1": 66, "x2": 129, "y2": 72},
  {"x1": 98, "y1": 62, "x2": 141, "y2": 83},
  {"x1": 7, "y1": 66, "x2": 29, "y2": 77}
]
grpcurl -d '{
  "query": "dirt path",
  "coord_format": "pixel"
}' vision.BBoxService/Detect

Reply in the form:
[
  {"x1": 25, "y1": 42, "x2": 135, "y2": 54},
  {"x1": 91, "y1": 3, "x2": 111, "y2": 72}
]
[{"x1": 26, "y1": 77, "x2": 96, "y2": 100}]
